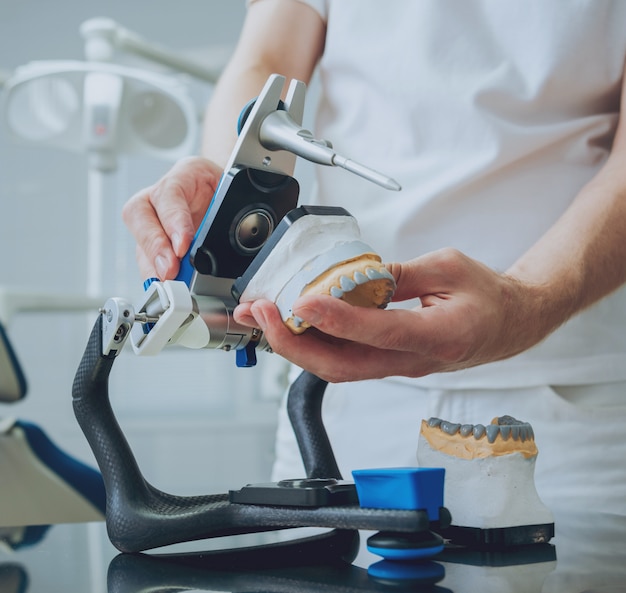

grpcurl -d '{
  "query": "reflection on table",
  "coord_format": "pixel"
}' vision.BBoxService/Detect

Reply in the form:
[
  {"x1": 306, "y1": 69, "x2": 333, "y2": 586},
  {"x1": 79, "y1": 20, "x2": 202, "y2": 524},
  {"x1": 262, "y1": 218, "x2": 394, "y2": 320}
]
[{"x1": 1, "y1": 506, "x2": 624, "y2": 592}]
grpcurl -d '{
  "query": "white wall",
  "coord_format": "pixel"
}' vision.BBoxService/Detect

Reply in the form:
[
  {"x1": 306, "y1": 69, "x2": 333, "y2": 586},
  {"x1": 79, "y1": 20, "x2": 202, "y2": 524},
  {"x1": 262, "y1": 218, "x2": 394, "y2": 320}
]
[{"x1": 0, "y1": 0, "x2": 295, "y2": 500}]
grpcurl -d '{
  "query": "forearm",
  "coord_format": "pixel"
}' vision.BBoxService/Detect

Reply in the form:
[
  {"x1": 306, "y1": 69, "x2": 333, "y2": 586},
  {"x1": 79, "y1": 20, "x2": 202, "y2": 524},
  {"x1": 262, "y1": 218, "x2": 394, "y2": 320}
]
[
  {"x1": 506, "y1": 153, "x2": 626, "y2": 349},
  {"x1": 503, "y1": 55, "x2": 626, "y2": 352},
  {"x1": 201, "y1": 0, "x2": 325, "y2": 167},
  {"x1": 200, "y1": 63, "x2": 271, "y2": 167}
]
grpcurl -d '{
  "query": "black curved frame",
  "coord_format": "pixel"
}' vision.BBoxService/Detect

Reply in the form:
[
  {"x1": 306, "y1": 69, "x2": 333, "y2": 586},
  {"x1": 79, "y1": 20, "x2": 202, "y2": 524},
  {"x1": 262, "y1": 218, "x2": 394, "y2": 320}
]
[{"x1": 72, "y1": 315, "x2": 449, "y2": 554}]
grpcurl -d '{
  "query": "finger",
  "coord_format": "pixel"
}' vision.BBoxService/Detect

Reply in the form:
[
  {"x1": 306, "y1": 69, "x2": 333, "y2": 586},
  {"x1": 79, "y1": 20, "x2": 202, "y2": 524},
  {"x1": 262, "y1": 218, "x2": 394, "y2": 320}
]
[
  {"x1": 158, "y1": 156, "x2": 222, "y2": 235},
  {"x1": 233, "y1": 302, "x2": 258, "y2": 328},
  {"x1": 390, "y1": 248, "x2": 491, "y2": 302},
  {"x1": 136, "y1": 246, "x2": 156, "y2": 280},
  {"x1": 148, "y1": 178, "x2": 196, "y2": 258},
  {"x1": 244, "y1": 300, "x2": 453, "y2": 381},
  {"x1": 303, "y1": 346, "x2": 436, "y2": 382},
  {"x1": 123, "y1": 195, "x2": 184, "y2": 280},
  {"x1": 388, "y1": 257, "x2": 445, "y2": 302},
  {"x1": 247, "y1": 300, "x2": 434, "y2": 381},
  {"x1": 292, "y1": 295, "x2": 428, "y2": 353},
  {"x1": 122, "y1": 157, "x2": 220, "y2": 281}
]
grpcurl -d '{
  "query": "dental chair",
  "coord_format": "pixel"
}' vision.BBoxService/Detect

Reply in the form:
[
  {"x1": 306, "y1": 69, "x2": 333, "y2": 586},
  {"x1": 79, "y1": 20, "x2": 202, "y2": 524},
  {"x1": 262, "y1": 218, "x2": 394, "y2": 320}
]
[
  {"x1": 0, "y1": 322, "x2": 27, "y2": 404},
  {"x1": 0, "y1": 318, "x2": 105, "y2": 529}
]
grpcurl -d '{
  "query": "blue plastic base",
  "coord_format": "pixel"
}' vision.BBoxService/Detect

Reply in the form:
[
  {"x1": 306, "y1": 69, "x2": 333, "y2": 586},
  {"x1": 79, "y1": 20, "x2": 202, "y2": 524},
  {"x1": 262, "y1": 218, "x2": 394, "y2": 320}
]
[
  {"x1": 368, "y1": 559, "x2": 445, "y2": 585},
  {"x1": 367, "y1": 542, "x2": 445, "y2": 561},
  {"x1": 366, "y1": 530, "x2": 445, "y2": 561}
]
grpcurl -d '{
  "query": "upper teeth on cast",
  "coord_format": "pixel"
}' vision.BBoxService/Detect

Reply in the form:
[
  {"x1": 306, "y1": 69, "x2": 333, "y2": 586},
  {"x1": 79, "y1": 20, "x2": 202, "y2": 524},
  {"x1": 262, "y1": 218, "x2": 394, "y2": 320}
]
[
  {"x1": 426, "y1": 415, "x2": 535, "y2": 444},
  {"x1": 329, "y1": 266, "x2": 395, "y2": 299}
]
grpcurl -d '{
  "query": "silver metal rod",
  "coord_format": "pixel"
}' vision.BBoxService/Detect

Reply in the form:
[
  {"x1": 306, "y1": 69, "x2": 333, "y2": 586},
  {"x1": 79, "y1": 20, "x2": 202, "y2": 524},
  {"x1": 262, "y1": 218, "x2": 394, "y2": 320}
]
[{"x1": 332, "y1": 155, "x2": 402, "y2": 191}]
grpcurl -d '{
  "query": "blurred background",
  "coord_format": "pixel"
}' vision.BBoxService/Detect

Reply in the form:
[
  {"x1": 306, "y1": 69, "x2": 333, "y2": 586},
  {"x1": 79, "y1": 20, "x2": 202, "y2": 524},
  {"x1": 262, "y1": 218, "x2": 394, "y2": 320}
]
[{"x1": 0, "y1": 0, "x2": 310, "y2": 502}]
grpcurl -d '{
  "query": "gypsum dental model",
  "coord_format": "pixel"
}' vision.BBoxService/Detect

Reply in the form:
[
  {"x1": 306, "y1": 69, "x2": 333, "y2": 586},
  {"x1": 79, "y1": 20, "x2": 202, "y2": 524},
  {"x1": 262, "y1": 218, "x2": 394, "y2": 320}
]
[
  {"x1": 417, "y1": 416, "x2": 554, "y2": 534},
  {"x1": 237, "y1": 210, "x2": 396, "y2": 334}
]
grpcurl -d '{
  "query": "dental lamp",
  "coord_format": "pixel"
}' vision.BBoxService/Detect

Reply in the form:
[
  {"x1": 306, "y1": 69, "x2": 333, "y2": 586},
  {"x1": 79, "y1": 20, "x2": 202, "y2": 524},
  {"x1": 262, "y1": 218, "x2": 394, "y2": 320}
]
[
  {"x1": 4, "y1": 59, "x2": 198, "y2": 172},
  {"x1": 3, "y1": 17, "x2": 221, "y2": 172},
  {"x1": 2, "y1": 17, "x2": 224, "y2": 297}
]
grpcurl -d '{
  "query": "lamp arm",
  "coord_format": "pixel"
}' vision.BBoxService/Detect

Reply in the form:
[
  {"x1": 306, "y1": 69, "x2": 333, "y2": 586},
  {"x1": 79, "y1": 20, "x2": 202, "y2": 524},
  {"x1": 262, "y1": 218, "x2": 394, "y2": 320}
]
[
  {"x1": 80, "y1": 17, "x2": 220, "y2": 84},
  {"x1": 0, "y1": 288, "x2": 103, "y2": 326}
]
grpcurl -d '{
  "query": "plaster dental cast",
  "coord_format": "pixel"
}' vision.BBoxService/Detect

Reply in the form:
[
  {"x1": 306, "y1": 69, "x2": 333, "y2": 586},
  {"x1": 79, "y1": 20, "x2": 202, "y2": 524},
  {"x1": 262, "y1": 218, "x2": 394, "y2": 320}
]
[
  {"x1": 237, "y1": 209, "x2": 396, "y2": 334},
  {"x1": 122, "y1": 0, "x2": 626, "y2": 518}
]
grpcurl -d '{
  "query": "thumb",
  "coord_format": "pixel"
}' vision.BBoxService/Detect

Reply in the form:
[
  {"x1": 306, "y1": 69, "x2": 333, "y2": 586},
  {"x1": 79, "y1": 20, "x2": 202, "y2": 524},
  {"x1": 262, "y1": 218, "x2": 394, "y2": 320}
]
[
  {"x1": 390, "y1": 250, "x2": 472, "y2": 303},
  {"x1": 387, "y1": 260, "x2": 430, "y2": 302}
]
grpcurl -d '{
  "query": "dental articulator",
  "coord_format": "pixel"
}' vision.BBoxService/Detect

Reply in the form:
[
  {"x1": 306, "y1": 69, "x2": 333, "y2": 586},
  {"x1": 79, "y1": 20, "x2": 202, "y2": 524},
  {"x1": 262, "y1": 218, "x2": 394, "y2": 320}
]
[{"x1": 72, "y1": 74, "x2": 554, "y2": 563}]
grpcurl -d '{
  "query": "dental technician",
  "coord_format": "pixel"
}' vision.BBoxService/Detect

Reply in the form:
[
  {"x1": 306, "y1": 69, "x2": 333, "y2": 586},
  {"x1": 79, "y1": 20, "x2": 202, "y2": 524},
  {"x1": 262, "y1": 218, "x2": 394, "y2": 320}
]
[{"x1": 123, "y1": 0, "x2": 626, "y2": 516}]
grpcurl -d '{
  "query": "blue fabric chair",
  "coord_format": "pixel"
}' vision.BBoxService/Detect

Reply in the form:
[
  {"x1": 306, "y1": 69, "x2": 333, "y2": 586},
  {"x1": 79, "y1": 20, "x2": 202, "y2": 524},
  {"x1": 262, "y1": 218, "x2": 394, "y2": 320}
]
[
  {"x1": 0, "y1": 322, "x2": 27, "y2": 403},
  {"x1": 0, "y1": 320, "x2": 105, "y2": 527}
]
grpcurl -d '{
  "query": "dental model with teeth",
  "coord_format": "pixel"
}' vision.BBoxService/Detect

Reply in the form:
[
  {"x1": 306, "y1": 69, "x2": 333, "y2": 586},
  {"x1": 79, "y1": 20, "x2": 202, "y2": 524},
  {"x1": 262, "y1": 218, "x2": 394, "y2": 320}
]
[
  {"x1": 238, "y1": 210, "x2": 396, "y2": 333},
  {"x1": 418, "y1": 415, "x2": 554, "y2": 539}
]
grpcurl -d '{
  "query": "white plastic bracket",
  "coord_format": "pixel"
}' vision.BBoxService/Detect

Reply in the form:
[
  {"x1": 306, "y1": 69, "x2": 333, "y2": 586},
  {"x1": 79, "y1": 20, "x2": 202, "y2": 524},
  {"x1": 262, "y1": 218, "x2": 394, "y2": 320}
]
[{"x1": 130, "y1": 280, "x2": 198, "y2": 356}]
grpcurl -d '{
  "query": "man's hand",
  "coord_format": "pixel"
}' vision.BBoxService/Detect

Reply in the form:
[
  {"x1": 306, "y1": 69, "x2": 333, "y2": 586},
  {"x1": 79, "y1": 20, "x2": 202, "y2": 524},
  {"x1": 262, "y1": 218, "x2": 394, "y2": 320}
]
[
  {"x1": 234, "y1": 248, "x2": 548, "y2": 383},
  {"x1": 122, "y1": 157, "x2": 223, "y2": 280}
]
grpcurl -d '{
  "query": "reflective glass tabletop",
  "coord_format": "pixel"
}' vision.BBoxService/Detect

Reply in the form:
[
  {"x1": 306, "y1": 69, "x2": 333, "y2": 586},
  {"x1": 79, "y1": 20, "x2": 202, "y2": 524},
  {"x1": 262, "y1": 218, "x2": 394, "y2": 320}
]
[{"x1": 1, "y1": 506, "x2": 624, "y2": 593}]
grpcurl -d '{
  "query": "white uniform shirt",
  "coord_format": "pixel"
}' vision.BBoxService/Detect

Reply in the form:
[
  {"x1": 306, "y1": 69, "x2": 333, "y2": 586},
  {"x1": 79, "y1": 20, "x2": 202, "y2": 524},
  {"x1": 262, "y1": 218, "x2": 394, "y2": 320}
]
[
  {"x1": 264, "y1": 0, "x2": 626, "y2": 515},
  {"x1": 294, "y1": 0, "x2": 626, "y2": 389}
]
